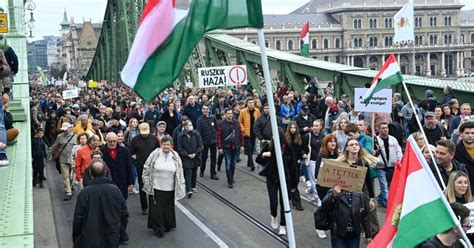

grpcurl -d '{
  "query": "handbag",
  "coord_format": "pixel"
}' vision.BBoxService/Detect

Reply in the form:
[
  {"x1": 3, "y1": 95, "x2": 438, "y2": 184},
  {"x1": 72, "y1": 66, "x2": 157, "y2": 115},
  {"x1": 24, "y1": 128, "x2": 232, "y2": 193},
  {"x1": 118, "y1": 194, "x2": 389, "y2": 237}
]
[
  {"x1": 53, "y1": 134, "x2": 75, "y2": 160},
  {"x1": 313, "y1": 200, "x2": 335, "y2": 231},
  {"x1": 255, "y1": 144, "x2": 270, "y2": 176}
]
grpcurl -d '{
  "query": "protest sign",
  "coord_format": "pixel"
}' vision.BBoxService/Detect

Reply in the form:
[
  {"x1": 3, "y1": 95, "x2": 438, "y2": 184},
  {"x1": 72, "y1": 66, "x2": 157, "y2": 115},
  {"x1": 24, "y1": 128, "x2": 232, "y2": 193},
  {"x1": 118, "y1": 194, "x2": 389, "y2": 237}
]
[
  {"x1": 354, "y1": 88, "x2": 392, "y2": 113},
  {"x1": 62, "y1": 89, "x2": 79, "y2": 100},
  {"x1": 316, "y1": 159, "x2": 368, "y2": 192},
  {"x1": 198, "y1": 65, "x2": 247, "y2": 88}
]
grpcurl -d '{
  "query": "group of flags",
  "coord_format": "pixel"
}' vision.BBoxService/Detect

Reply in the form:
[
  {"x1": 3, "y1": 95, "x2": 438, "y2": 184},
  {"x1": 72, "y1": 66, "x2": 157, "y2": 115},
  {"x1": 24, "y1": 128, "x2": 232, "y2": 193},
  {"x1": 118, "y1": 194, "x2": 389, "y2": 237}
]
[{"x1": 119, "y1": 0, "x2": 466, "y2": 246}]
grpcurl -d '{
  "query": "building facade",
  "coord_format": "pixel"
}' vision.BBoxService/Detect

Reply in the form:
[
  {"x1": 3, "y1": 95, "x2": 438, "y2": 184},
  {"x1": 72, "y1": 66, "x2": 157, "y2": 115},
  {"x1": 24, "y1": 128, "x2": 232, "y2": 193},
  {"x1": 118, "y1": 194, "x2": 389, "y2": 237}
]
[
  {"x1": 54, "y1": 10, "x2": 101, "y2": 78},
  {"x1": 27, "y1": 39, "x2": 48, "y2": 71},
  {"x1": 226, "y1": 0, "x2": 474, "y2": 77}
]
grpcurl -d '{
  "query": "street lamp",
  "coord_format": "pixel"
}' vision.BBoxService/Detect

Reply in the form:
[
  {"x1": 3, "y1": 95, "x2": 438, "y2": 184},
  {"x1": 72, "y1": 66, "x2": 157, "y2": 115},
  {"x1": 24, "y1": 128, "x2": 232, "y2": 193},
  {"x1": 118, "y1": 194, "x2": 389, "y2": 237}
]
[{"x1": 25, "y1": 1, "x2": 36, "y2": 38}]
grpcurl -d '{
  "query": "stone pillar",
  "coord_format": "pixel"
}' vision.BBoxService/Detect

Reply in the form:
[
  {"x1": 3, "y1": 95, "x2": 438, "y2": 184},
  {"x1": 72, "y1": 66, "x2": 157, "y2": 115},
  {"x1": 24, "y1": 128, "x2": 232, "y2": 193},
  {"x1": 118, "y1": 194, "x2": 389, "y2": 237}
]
[
  {"x1": 351, "y1": 56, "x2": 354, "y2": 66},
  {"x1": 426, "y1": 52, "x2": 431, "y2": 76},
  {"x1": 397, "y1": 53, "x2": 400, "y2": 63},
  {"x1": 412, "y1": 52, "x2": 416, "y2": 75},
  {"x1": 441, "y1": 52, "x2": 446, "y2": 76},
  {"x1": 382, "y1": 54, "x2": 385, "y2": 64},
  {"x1": 460, "y1": 52, "x2": 464, "y2": 75},
  {"x1": 455, "y1": 52, "x2": 460, "y2": 76},
  {"x1": 366, "y1": 55, "x2": 370, "y2": 68}
]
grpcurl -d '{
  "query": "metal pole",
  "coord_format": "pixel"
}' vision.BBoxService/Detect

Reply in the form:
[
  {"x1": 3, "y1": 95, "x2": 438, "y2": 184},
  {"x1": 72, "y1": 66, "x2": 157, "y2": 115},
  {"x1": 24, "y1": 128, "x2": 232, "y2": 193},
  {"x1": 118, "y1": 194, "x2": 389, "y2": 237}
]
[
  {"x1": 257, "y1": 29, "x2": 296, "y2": 248},
  {"x1": 400, "y1": 80, "x2": 446, "y2": 189}
]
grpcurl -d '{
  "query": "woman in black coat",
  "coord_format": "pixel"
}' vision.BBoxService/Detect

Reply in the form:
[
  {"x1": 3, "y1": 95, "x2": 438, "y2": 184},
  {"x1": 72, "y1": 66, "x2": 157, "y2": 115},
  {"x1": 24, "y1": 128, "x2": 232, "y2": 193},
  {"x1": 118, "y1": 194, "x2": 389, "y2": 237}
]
[
  {"x1": 159, "y1": 102, "x2": 181, "y2": 135},
  {"x1": 285, "y1": 121, "x2": 304, "y2": 211},
  {"x1": 176, "y1": 120, "x2": 203, "y2": 198},
  {"x1": 256, "y1": 127, "x2": 297, "y2": 236}
]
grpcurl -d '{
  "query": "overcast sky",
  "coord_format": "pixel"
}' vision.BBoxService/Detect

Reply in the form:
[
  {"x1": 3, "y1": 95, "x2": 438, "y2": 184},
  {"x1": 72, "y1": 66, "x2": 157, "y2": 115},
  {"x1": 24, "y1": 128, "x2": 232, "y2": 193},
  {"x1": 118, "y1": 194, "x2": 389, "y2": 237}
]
[{"x1": 1, "y1": 0, "x2": 472, "y2": 40}]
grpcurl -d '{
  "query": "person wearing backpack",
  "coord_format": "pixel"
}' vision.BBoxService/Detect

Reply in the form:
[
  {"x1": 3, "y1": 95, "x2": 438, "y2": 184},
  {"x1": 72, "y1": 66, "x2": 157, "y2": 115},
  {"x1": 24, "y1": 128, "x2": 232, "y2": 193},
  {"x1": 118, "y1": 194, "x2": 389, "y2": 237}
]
[{"x1": 320, "y1": 185, "x2": 373, "y2": 247}]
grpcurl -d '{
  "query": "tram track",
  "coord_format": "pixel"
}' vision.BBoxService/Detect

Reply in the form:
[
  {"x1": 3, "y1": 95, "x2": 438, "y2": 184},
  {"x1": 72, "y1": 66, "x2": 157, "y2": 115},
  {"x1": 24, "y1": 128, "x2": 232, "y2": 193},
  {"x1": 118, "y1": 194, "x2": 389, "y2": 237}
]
[{"x1": 196, "y1": 181, "x2": 290, "y2": 247}]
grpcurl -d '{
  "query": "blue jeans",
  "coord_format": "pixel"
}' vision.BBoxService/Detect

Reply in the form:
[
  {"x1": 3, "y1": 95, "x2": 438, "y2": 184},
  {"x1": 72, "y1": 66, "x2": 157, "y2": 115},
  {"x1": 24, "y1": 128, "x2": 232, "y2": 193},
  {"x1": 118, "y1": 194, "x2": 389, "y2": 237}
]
[
  {"x1": 300, "y1": 162, "x2": 309, "y2": 181},
  {"x1": 0, "y1": 98, "x2": 6, "y2": 154},
  {"x1": 377, "y1": 169, "x2": 388, "y2": 206},
  {"x1": 308, "y1": 160, "x2": 317, "y2": 196},
  {"x1": 331, "y1": 235, "x2": 360, "y2": 248},
  {"x1": 223, "y1": 148, "x2": 237, "y2": 185}
]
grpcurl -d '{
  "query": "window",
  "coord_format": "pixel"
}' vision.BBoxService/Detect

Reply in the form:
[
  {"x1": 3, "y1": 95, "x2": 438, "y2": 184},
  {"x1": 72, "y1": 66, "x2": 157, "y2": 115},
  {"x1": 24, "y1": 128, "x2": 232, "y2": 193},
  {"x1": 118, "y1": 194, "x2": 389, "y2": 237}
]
[
  {"x1": 288, "y1": 40, "x2": 293, "y2": 50},
  {"x1": 369, "y1": 18, "x2": 378, "y2": 29},
  {"x1": 300, "y1": 40, "x2": 304, "y2": 49},
  {"x1": 415, "y1": 35, "x2": 423, "y2": 45},
  {"x1": 369, "y1": 37, "x2": 378, "y2": 47},
  {"x1": 265, "y1": 40, "x2": 269, "y2": 48},
  {"x1": 471, "y1": 34, "x2": 474, "y2": 43},
  {"x1": 324, "y1": 56, "x2": 329, "y2": 61},
  {"x1": 276, "y1": 40, "x2": 281, "y2": 50},
  {"x1": 384, "y1": 18, "x2": 393, "y2": 28},
  {"x1": 323, "y1": 39, "x2": 329, "y2": 49},
  {"x1": 430, "y1": 35, "x2": 438, "y2": 45},
  {"x1": 335, "y1": 38, "x2": 340, "y2": 49},
  {"x1": 353, "y1": 19, "x2": 362, "y2": 29},
  {"x1": 415, "y1": 17, "x2": 423, "y2": 27},
  {"x1": 336, "y1": 56, "x2": 341, "y2": 63},
  {"x1": 444, "y1": 34, "x2": 452, "y2": 44},
  {"x1": 444, "y1": 16, "x2": 452, "y2": 26},
  {"x1": 312, "y1": 39, "x2": 317, "y2": 49},
  {"x1": 353, "y1": 38, "x2": 363, "y2": 48},
  {"x1": 430, "y1": 17, "x2": 437, "y2": 27},
  {"x1": 385, "y1": 36, "x2": 393, "y2": 46}
]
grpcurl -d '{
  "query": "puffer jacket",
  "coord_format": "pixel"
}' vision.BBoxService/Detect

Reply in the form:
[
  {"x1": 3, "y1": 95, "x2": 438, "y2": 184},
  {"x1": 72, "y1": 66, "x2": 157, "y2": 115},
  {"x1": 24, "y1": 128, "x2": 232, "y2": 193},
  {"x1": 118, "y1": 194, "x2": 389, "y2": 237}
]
[
  {"x1": 142, "y1": 148, "x2": 185, "y2": 200},
  {"x1": 238, "y1": 107, "x2": 261, "y2": 137}
]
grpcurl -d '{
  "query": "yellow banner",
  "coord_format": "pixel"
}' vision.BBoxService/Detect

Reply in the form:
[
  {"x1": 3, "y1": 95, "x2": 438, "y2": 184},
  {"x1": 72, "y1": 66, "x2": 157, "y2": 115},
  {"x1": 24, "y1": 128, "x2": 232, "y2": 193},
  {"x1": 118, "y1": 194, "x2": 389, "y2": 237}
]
[{"x1": 0, "y1": 14, "x2": 8, "y2": 33}]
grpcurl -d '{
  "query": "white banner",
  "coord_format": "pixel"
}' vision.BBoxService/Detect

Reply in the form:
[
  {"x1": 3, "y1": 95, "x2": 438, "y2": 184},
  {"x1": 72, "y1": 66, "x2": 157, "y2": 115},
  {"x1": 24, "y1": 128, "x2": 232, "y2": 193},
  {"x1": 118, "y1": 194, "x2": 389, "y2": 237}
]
[
  {"x1": 62, "y1": 89, "x2": 79, "y2": 100},
  {"x1": 198, "y1": 65, "x2": 247, "y2": 88},
  {"x1": 354, "y1": 88, "x2": 392, "y2": 113}
]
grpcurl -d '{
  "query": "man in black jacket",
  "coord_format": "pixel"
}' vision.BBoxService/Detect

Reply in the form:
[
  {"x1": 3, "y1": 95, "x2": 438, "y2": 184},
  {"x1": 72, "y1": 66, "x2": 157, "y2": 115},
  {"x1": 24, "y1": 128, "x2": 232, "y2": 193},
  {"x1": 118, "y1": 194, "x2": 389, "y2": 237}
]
[
  {"x1": 73, "y1": 160, "x2": 128, "y2": 248},
  {"x1": 196, "y1": 104, "x2": 219, "y2": 180},
  {"x1": 293, "y1": 105, "x2": 315, "y2": 137},
  {"x1": 254, "y1": 103, "x2": 282, "y2": 143},
  {"x1": 430, "y1": 139, "x2": 468, "y2": 189},
  {"x1": 454, "y1": 121, "x2": 474, "y2": 193},
  {"x1": 130, "y1": 123, "x2": 160, "y2": 215}
]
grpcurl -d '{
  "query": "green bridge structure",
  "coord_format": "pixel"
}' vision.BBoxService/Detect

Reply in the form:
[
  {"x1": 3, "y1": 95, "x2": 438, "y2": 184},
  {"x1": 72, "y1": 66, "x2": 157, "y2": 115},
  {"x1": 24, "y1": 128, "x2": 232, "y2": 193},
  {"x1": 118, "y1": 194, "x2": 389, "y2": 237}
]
[{"x1": 1, "y1": 0, "x2": 474, "y2": 247}]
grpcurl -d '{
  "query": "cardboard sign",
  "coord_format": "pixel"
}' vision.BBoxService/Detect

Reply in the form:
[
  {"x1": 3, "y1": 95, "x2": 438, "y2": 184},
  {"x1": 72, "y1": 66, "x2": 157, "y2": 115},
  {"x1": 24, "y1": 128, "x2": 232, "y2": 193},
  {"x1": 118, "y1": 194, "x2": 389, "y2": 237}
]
[
  {"x1": 354, "y1": 88, "x2": 392, "y2": 113},
  {"x1": 316, "y1": 159, "x2": 368, "y2": 192},
  {"x1": 198, "y1": 65, "x2": 247, "y2": 88},
  {"x1": 62, "y1": 89, "x2": 79, "y2": 100},
  {"x1": 0, "y1": 14, "x2": 8, "y2": 33},
  {"x1": 465, "y1": 202, "x2": 474, "y2": 234},
  {"x1": 88, "y1": 80, "x2": 98, "y2": 88}
]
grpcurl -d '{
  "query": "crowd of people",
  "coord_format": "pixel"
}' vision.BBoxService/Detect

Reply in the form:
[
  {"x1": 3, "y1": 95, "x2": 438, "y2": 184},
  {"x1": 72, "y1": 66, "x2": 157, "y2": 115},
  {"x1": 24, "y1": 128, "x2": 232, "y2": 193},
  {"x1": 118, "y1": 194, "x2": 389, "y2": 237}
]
[{"x1": 29, "y1": 79, "x2": 474, "y2": 247}]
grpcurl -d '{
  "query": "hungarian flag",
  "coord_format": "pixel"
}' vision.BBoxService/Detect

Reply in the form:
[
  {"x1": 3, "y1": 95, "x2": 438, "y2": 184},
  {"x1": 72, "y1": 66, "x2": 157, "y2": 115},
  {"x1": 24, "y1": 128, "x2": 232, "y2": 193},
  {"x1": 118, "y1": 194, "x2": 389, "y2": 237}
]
[
  {"x1": 362, "y1": 53, "x2": 403, "y2": 104},
  {"x1": 368, "y1": 136, "x2": 456, "y2": 247},
  {"x1": 121, "y1": 0, "x2": 264, "y2": 101},
  {"x1": 300, "y1": 22, "x2": 309, "y2": 57}
]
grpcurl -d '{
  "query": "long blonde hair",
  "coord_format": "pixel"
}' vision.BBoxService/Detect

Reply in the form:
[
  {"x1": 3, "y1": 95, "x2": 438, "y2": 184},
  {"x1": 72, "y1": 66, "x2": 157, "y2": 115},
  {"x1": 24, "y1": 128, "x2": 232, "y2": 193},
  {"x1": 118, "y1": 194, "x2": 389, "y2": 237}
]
[
  {"x1": 337, "y1": 138, "x2": 378, "y2": 167},
  {"x1": 444, "y1": 171, "x2": 472, "y2": 203}
]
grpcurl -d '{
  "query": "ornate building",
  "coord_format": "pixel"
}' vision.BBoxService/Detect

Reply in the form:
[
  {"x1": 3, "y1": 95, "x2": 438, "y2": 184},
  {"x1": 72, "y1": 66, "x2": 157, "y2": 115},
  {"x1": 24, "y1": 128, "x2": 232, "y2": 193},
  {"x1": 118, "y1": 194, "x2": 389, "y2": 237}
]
[
  {"x1": 225, "y1": 0, "x2": 474, "y2": 77},
  {"x1": 53, "y1": 10, "x2": 102, "y2": 78}
]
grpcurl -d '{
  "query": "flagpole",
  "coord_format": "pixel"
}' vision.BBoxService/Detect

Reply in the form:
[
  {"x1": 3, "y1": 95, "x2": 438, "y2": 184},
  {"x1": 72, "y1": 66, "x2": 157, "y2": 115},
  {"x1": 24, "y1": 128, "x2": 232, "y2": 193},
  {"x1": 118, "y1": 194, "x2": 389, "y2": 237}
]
[
  {"x1": 411, "y1": 136, "x2": 473, "y2": 248},
  {"x1": 400, "y1": 80, "x2": 446, "y2": 190},
  {"x1": 257, "y1": 29, "x2": 296, "y2": 248}
]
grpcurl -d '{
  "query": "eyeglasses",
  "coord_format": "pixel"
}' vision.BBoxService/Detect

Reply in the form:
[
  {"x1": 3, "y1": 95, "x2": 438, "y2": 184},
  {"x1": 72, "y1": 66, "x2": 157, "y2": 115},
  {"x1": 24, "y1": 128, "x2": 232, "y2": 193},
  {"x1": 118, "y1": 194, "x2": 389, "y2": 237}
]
[{"x1": 462, "y1": 224, "x2": 472, "y2": 229}]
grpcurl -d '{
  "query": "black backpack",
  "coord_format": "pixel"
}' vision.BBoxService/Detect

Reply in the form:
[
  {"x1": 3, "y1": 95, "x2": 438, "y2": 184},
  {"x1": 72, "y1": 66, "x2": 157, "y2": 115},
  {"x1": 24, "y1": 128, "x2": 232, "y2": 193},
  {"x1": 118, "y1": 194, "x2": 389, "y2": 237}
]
[{"x1": 313, "y1": 203, "x2": 335, "y2": 231}]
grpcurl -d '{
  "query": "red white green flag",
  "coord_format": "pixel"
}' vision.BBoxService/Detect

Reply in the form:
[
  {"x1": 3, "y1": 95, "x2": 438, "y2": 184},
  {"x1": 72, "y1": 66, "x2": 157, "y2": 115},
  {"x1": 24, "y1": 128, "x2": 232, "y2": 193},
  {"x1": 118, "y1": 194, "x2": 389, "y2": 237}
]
[
  {"x1": 362, "y1": 53, "x2": 403, "y2": 104},
  {"x1": 300, "y1": 22, "x2": 309, "y2": 57},
  {"x1": 368, "y1": 136, "x2": 456, "y2": 247},
  {"x1": 121, "y1": 0, "x2": 264, "y2": 101}
]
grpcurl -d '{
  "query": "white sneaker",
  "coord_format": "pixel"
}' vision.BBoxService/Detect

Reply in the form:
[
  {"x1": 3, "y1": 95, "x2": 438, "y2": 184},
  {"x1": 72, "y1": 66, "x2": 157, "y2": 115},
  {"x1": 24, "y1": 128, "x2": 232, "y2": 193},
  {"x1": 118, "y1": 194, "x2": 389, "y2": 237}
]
[
  {"x1": 305, "y1": 181, "x2": 312, "y2": 188},
  {"x1": 271, "y1": 216, "x2": 279, "y2": 229},
  {"x1": 132, "y1": 188, "x2": 139, "y2": 194},
  {"x1": 316, "y1": 229, "x2": 327, "y2": 239},
  {"x1": 278, "y1": 226, "x2": 287, "y2": 236},
  {"x1": 192, "y1": 188, "x2": 197, "y2": 193},
  {"x1": 0, "y1": 158, "x2": 9, "y2": 167}
]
